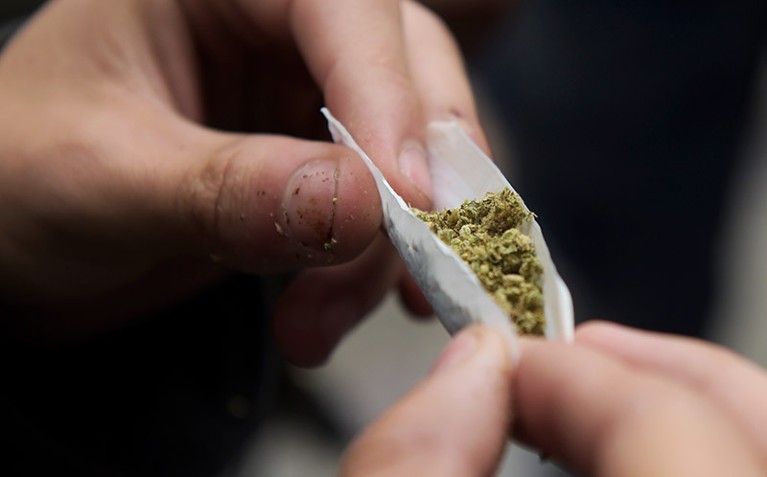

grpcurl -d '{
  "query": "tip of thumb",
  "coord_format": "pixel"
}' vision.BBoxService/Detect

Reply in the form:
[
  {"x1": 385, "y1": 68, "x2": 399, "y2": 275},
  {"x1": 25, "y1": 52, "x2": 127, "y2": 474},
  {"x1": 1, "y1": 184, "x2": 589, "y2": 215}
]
[
  {"x1": 431, "y1": 324, "x2": 516, "y2": 377},
  {"x1": 340, "y1": 324, "x2": 515, "y2": 476}
]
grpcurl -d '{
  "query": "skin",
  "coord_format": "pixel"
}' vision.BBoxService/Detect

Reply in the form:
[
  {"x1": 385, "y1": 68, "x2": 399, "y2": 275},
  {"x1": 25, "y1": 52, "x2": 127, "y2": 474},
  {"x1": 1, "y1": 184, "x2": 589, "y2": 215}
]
[
  {"x1": 343, "y1": 322, "x2": 767, "y2": 476},
  {"x1": 0, "y1": 0, "x2": 488, "y2": 357}
]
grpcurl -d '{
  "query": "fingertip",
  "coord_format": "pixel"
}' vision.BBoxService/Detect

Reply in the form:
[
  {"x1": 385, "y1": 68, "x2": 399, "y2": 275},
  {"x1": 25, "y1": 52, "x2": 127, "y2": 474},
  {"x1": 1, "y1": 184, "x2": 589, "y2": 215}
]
[
  {"x1": 279, "y1": 143, "x2": 383, "y2": 263},
  {"x1": 432, "y1": 324, "x2": 516, "y2": 386},
  {"x1": 342, "y1": 324, "x2": 514, "y2": 477}
]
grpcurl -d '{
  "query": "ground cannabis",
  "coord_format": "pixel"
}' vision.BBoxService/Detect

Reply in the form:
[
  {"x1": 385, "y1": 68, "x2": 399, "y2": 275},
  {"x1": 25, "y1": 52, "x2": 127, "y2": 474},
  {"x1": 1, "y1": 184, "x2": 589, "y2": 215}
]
[{"x1": 415, "y1": 188, "x2": 545, "y2": 335}]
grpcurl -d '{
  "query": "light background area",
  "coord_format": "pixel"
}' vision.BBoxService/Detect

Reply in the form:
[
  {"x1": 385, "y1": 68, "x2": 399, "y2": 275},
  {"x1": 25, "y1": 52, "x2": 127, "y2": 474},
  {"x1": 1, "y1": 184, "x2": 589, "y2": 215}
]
[{"x1": 709, "y1": 51, "x2": 767, "y2": 367}]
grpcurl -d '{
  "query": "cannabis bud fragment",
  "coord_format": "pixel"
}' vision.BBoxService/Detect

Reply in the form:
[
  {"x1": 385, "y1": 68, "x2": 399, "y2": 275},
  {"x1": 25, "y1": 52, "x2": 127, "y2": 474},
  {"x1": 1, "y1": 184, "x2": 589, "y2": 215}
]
[{"x1": 415, "y1": 188, "x2": 545, "y2": 335}]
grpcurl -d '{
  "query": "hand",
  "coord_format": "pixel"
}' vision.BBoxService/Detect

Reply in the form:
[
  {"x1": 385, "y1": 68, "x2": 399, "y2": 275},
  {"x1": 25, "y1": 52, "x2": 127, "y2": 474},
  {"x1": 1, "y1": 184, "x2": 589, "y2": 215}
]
[
  {"x1": 342, "y1": 325, "x2": 514, "y2": 476},
  {"x1": 0, "y1": 0, "x2": 485, "y2": 352},
  {"x1": 517, "y1": 321, "x2": 767, "y2": 476},
  {"x1": 343, "y1": 322, "x2": 767, "y2": 476}
]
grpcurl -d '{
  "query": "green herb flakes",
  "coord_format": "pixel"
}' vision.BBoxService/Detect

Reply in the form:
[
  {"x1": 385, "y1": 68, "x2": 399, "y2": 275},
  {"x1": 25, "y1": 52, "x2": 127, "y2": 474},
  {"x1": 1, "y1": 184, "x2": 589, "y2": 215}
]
[{"x1": 415, "y1": 188, "x2": 545, "y2": 335}]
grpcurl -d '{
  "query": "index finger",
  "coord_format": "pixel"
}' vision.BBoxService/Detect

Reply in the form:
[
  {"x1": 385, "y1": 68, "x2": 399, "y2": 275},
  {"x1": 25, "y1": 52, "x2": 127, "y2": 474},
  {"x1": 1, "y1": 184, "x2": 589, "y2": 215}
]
[
  {"x1": 288, "y1": 0, "x2": 431, "y2": 209},
  {"x1": 515, "y1": 339, "x2": 763, "y2": 477}
]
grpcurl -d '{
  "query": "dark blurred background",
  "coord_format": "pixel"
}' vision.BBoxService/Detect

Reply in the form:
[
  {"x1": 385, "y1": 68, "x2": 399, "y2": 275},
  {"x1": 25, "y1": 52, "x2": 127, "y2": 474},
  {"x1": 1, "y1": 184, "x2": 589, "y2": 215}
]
[{"x1": 0, "y1": 0, "x2": 43, "y2": 19}]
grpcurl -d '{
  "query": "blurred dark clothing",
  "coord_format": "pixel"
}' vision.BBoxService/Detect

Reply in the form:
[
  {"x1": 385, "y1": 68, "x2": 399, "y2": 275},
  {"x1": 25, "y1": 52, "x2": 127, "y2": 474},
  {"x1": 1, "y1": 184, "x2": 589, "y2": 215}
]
[
  {"x1": 475, "y1": 0, "x2": 767, "y2": 337},
  {"x1": 2, "y1": 275, "x2": 278, "y2": 477}
]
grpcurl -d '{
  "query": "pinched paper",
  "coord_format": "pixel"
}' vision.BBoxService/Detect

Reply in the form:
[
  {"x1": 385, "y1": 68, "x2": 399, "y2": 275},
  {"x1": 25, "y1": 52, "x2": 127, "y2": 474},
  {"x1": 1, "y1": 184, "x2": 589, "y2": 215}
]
[{"x1": 323, "y1": 108, "x2": 574, "y2": 356}]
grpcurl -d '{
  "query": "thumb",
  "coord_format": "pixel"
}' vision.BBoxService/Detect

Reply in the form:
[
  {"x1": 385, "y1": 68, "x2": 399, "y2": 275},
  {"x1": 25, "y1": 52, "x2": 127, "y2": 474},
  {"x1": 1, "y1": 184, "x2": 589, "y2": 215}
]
[
  {"x1": 341, "y1": 325, "x2": 514, "y2": 477},
  {"x1": 164, "y1": 122, "x2": 382, "y2": 272}
]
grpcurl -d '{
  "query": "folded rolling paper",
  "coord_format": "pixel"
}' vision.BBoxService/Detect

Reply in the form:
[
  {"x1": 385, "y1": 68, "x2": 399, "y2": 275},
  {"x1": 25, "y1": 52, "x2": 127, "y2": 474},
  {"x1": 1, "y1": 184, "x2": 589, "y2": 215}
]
[{"x1": 322, "y1": 108, "x2": 574, "y2": 356}]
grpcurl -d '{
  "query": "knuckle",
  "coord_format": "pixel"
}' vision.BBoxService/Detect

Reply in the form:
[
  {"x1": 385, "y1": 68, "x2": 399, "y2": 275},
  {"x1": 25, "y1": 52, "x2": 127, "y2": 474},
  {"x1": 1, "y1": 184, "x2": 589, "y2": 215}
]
[{"x1": 180, "y1": 140, "x2": 242, "y2": 258}]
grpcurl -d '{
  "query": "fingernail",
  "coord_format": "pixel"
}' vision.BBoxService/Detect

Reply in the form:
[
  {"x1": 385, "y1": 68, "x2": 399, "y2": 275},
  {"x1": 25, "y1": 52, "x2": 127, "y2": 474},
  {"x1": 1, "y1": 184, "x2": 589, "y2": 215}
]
[
  {"x1": 282, "y1": 158, "x2": 339, "y2": 251},
  {"x1": 431, "y1": 327, "x2": 480, "y2": 374},
  {"x1": 398, "y1": 140, "x2": 432, "y2": 200}
]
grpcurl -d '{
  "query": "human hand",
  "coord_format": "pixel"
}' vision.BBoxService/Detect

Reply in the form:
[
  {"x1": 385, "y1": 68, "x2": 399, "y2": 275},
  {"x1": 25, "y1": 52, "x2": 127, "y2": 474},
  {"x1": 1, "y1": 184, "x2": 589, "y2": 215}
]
[
  {"x1": 341, "y1": 325, "x2": 514, "y2": 476},
  {"x1": 0, "y1": 0, "x2": 485, "y2": 350},
  {"x1": 342, "y1": 322, "x2": 767, "y2": 476},
  {"x1": 516, "y1": 321, "x2": 767, "y2": 476}
]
